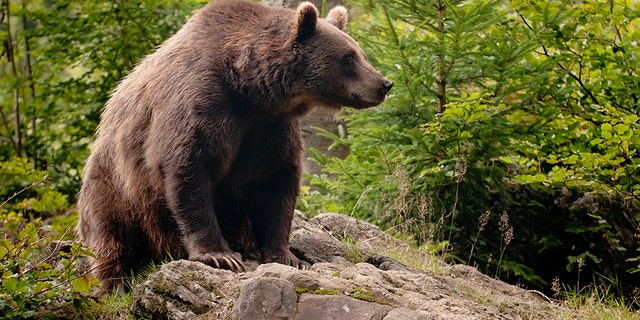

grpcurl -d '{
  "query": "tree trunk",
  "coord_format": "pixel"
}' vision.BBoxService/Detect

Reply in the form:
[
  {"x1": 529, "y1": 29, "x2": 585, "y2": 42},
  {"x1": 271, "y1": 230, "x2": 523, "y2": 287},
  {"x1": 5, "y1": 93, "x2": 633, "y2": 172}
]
[
  {"x1": 436, "y1": 0, "x2": 447, "y2": 113},
  {"x1": 262, "y1": 0, "x2": 349, "y2": 179}
]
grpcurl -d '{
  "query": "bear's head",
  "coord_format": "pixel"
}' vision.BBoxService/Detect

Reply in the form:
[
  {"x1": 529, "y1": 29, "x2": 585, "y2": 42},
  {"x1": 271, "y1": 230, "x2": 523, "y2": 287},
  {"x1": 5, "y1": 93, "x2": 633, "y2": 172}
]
[{"x1": 289, "y1": 2, "x2": 392, "y2": 110}]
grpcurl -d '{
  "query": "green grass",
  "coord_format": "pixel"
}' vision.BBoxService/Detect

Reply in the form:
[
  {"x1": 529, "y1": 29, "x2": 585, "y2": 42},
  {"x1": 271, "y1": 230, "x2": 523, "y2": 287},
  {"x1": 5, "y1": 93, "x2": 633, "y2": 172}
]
[
  {"x1": 82, "y1": 293, "x2": 133, "y2": 320},
  {"x1": 552, "y1": 283, "x2": 638, "y2": 320}
]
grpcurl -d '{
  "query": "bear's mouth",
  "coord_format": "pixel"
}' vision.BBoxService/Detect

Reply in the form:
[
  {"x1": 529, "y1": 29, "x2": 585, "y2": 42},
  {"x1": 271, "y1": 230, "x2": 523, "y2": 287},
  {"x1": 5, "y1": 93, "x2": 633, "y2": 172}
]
[
  {"x1": 348, "y1": 92, "x2": 388, "y2": 109},
  {"x1": 314, "y1": 91, "x2": 389, "y2": 110}
]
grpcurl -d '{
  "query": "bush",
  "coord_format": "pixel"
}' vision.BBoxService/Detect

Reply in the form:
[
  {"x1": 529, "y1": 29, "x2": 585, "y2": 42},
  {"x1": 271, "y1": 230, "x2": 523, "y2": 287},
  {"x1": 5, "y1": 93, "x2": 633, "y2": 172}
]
[{"x1": 0, "y1": 218, "x2": 97, "y2": 319}]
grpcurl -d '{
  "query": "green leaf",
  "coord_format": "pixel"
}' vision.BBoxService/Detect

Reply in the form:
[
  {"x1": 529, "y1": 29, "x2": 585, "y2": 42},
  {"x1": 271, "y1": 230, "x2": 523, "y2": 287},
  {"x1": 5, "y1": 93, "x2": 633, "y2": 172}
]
[
  {"x1": 564, "y1": 154, "x2": 579, "y2": 164},
  {"x1": 3, "y1": 277, "x2": 18, "y2": 292},
  {"x1": 72, "y1": 275, "x2": 93, "y2": 293},
  {"x1": 589, "y1": 138, "x2": 603, "y2": 146},
  {"x1": 613, "y1": 123, "x2": 629, "y2": 135}
]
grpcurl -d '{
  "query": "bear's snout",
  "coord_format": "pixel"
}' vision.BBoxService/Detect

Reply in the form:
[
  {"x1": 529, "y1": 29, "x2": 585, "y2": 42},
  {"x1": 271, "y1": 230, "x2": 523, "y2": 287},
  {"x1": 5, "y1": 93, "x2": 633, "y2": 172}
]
[{"x1": 350, "y1": 75, "x2": 392, "y2": 109}]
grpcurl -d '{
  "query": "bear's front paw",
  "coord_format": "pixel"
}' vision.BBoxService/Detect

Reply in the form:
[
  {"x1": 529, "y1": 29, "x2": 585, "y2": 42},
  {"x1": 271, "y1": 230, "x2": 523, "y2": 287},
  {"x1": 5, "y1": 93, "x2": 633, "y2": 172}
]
[
  {"x1": 264, "y1": 250, "x2": 311, "y2": 270},
  {"x1": 190, "y1": 251, "x2": 245, "y2": 272}
]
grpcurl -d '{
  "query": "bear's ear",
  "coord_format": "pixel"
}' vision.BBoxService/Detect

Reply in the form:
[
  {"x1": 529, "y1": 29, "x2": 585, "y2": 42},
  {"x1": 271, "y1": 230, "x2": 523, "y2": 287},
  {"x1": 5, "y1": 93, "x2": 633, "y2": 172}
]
[
  {"x1": 293, "y1": 2, "x2": 319, "y2": 43},
  {"x1": 326, "y1": 6, "x2": 348, "y2": 31}
]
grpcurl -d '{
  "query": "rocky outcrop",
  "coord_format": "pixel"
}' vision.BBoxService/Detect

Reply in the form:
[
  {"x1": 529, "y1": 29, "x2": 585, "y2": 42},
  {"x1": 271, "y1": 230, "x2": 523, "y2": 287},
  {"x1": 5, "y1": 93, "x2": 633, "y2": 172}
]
[{"x1": 131, "y1": 212, "x2": 571, "y2": 319}]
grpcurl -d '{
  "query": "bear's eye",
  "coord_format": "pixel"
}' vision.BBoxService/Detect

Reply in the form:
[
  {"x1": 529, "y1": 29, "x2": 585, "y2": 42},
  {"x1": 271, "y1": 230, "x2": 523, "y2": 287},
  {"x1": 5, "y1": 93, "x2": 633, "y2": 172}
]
[{"x1": 342, "y1": 53, "x2": 355, "y2": 64}]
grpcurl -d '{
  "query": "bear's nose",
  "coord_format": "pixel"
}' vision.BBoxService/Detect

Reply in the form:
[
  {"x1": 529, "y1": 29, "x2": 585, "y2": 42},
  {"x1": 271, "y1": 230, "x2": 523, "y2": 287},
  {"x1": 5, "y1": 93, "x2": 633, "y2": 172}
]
[{"x1": 382, "y1": 79, "x2": 393, "y2": 93}]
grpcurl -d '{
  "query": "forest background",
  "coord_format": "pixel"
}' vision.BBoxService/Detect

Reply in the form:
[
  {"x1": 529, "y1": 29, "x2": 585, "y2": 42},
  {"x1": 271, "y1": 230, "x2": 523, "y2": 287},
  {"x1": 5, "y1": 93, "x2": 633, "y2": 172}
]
[{"x1": 1, "y1": 0, "x2": 639, "y2": 317}]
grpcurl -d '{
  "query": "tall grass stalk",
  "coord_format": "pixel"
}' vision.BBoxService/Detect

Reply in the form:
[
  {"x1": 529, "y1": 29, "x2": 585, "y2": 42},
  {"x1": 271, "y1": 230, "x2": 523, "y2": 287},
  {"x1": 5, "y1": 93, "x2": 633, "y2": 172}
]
[
  {"x1": 468, "y1": 210, "x2": 490, "y2": 265},
  {"x1": 495, "y1": 210, "x2": 513, "y2": 279}
]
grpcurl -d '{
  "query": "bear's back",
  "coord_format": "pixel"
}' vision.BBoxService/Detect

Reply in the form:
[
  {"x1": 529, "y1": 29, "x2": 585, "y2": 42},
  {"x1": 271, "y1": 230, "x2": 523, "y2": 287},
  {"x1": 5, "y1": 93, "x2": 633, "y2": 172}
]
[{"x1": 194, "y1": 0, "x2": 291, "y2": 34}]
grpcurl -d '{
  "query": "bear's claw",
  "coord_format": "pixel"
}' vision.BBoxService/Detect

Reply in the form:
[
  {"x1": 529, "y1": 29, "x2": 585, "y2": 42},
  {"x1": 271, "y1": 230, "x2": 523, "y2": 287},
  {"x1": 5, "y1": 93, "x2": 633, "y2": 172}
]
[
  {"x1": 211, "y1": 256, "x2": 221, "y2": 268},
  {"x1": 192, "y1": 251, "x2": 245, "y2": 272},
  {"x1": 298, "y1": 261, "x2": 310, "y2": 270},
  {"x1": 264, "y1": 251, "x2": 311, "y2": 270},
  {"x1": 222, "y1": 256, "x2": 245, "y2": 272},
  {"x1": 211, "y1": 256, "x2": 245, "y2": 272},
  {"x1": 210, "y1": 255, "x2": 245, "y2": 272},
  {"x1": 293, "y1": 259, "x2": 311, "y2": 270}
]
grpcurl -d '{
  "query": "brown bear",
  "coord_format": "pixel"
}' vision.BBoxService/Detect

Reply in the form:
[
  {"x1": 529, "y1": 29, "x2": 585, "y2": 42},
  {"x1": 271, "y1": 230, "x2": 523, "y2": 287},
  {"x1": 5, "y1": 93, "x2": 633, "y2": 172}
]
[{"x1": 77, "y1": 0, "x2": 392, "y2": 291}]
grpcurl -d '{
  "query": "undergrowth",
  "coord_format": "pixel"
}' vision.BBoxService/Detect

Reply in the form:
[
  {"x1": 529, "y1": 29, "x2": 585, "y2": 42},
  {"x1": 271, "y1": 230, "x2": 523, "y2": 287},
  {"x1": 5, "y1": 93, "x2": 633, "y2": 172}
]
[
  {"x1": 553, "y1": 281, "x2": 638, "y2": 320},
  {"x1": 0, "y1": 218, "x2": 97, "y2": 319}
]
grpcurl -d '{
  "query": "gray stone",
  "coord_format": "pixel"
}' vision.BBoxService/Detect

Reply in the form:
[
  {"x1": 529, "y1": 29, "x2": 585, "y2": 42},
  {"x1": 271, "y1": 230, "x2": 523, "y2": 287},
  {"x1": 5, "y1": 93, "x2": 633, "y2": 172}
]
[
  {"x1": 131, "y1": 260, "x2": 240, "y2": 320},
  {"x1": 290, "y1": 212, "x2": 345, "y2": 263},
  {"x1": 231, "y1": 277, "x2": 298, "y2": 320},
  {"x1": 384, "y1": 308, "x2": 433, "y2": 320},
  {"x1": 310, "y1": 213, "x2": 412, "y2": 257},
  {"x1": 296, "y1": 294, "x2": 392, "y2": 320}
]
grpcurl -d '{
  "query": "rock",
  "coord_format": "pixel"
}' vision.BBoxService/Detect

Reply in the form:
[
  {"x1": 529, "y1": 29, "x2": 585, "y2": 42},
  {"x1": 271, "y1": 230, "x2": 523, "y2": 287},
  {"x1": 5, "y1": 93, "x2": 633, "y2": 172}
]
[
  {"x1": 296, "y1": 294, "x2": 392, "y2": 320},
  {"x1": 383, "y1": 308, "x2": 432, "y2": 320},
  {"x1": 310, "y1": 212, "x2": 406, "y2": 254},
  {"x1": 131, "y1": 260, "x2": 240, "y2": 319},
  {"x1": 366, "y1": 254, "x2": 414, "y2": 272},
  {"x1": 130, "y1": 212, "x2": 575, "y2": 319},
  {"x1": 290, "y1": 212, "x2": 437, "y2": 266},
  {"x1": 231, "y1": 278, "x2": 297, "y2": 320},
  {"x1": 289, "y1": 211, "x2": 344, "y2": 263}
]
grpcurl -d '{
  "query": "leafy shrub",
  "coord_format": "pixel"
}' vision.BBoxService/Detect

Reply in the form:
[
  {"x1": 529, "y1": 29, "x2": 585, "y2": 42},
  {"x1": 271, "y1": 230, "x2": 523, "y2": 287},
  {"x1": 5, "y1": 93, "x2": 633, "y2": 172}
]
[
  {"x1": 0, "y1": 158, "x2": 69, "y2": 223},
  {"x1": 0, "y1": 160, "x2": 96, "y2": 319},
  {"x1": 2, "y1": 0, "x2": 203, "y2": 204},
  {"x1": 0, "y1": 219, "x2": 97, "y2": 319}
]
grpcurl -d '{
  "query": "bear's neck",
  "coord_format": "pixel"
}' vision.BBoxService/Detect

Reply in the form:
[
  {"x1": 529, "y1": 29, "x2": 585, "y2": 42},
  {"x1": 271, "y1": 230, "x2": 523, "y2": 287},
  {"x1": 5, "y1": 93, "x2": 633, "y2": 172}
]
[
  {"x1": 285, "y1": 96, "x2": 317, "y2": 119},
  {"x1": 225, "y1": 60, "x2": 311, "y2": 119}
]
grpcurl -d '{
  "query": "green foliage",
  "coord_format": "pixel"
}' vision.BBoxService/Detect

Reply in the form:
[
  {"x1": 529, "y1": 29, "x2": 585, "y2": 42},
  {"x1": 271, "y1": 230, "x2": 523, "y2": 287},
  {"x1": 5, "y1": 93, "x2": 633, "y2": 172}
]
[
  {"x1": 511, "y1": 0, "x2": 640, "y2": 202},
  {"x1": 307, "y1": 0, "x2": 640, "y2": 297},
  {"x1": 1, "y1": 0, "x2": 202, "y2": 205},
  {"x1": 506, "y1": 0, "x2": 640, "y2": 283},
  {"x1": 0, "y1": 157, "x2": 68, "y2": 224},
  {"x1": 0, "y1": 219, "x2": 97, "y2": 319}
]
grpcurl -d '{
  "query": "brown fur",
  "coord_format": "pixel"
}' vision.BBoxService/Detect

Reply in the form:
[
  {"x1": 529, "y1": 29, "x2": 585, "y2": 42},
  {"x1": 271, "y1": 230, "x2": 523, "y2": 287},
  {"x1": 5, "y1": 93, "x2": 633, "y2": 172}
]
[{"x1": 77, "y1": 0, "x2": 391, "y2": 291}]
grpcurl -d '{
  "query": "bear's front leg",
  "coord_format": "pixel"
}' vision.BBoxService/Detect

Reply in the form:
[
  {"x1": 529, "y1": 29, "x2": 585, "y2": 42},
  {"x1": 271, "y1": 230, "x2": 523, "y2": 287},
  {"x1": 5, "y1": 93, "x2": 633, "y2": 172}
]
[
  {"x1": 162, "y1": 159, "x2": 245, "y2": 272},
  {"x1": 250, "y1": 187, "x2": 310, "y2": 270},
  {"x1": 247, "y1": 132, "x2": 311, "y2": 270}
]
